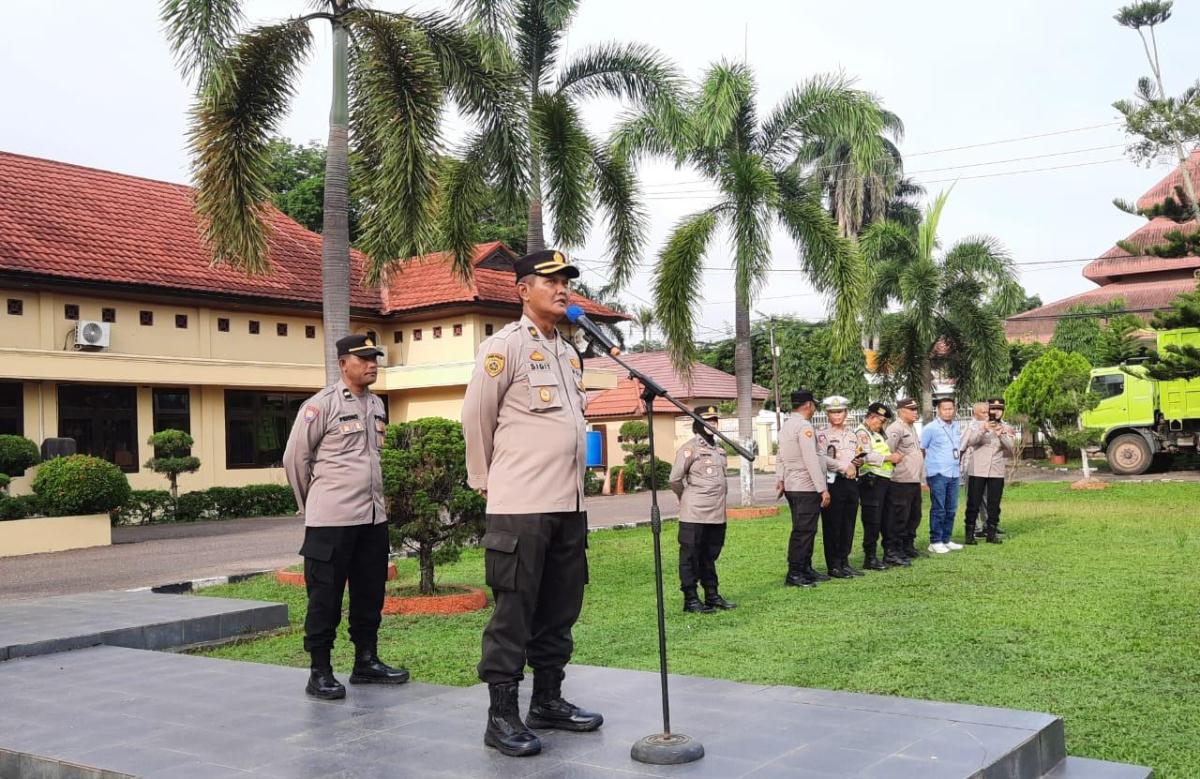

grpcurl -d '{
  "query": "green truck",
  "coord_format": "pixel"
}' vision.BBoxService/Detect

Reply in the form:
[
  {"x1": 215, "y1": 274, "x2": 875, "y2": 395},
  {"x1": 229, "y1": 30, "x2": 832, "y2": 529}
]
[{"x1": 1082, "y1": 327, "x2": 1200, "y2": 475}]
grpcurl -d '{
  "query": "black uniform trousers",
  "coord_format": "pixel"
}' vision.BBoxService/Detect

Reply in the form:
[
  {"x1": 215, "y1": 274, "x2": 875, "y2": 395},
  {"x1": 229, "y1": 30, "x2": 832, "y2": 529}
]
[
  {"x1": 820, "y1": 476, "x2": 859, "y2": 570},
  {"x1": 859, "y1": 474, "x2": 889, "y2": 558},
  {"x1": 965, "y1": 476, "x2": 1005, "y2": 530},
  {"x1": 885, "y1": 481, "x2": 922, "y2": 555},
  {"x1": 478, "y1": 512, "x2": 588, "y2": 685},
  {"x1": 785, "y1": 491, "x2": 822, "y2": 574},
  {"x1": 300, "y1": 521, "x2": 389, "y2": 656},
  {"x1": 678, "y1": 522, "x2": 727, "y2": 594}
]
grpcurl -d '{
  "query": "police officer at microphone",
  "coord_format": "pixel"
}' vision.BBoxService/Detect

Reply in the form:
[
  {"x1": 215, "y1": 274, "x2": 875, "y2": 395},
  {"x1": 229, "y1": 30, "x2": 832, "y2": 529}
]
[
  {"x1": 283, "y1": 334, "x2": 410, "y2": 700},
  {"x1": 462, "y1": 249, "x2": 603, "y2": 758}
]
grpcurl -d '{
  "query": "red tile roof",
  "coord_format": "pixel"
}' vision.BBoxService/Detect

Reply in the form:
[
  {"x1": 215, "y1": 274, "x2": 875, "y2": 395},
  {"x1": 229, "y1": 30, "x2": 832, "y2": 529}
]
[
  {"x1": 1084, "y1": 217, "x2": 1200, "y2": 284},
  {"x1": 0, "y1": 151, "x2": 624, "y2": 321},
  {"x1": 1004, "y1": 277, "x2": 1197, "y2": 342},
  {"x1": 584, "y1": 351, "x2": 768, "y2": 419},
  {"x1": 1136, "y1": 150, "x2": 1200, "y2": 212}
]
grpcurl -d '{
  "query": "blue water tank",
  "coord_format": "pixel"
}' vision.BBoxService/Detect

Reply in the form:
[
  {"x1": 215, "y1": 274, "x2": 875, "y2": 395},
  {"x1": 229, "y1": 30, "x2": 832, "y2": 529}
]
[{"x1": 585, "y1": 430, "x2": 604, "y2": 467}]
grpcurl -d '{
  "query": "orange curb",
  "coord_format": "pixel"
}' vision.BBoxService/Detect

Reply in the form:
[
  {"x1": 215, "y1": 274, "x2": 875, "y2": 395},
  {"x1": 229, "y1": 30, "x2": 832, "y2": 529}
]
[
  {"x1": 726, "y1": 507, "x2": 779, "y2": 520},
  {"x1": 382, "y1": 586, "x2": 488, "y2": 615},
  {"x1": 275, "y1": 562, "x2": 398, "y2": 587}
]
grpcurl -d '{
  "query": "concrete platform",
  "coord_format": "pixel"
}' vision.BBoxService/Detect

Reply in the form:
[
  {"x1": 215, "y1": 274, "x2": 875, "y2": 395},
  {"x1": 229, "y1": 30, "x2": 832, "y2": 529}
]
[
  {"x1": 0, "y1": 646, "x2": 1152, "y2": 778},
  {"x1": 0, "y1": 590, "x2": 288, "y2": 661}
]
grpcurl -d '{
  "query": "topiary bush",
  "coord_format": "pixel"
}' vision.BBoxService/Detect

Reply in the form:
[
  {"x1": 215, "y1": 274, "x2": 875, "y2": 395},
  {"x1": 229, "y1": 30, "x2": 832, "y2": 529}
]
[
  {"x1": 32, "y1": 455, "x2": 131, "y2": 517},
  {"x1": 0, "y1": 434, "x2": 40, "y2": 478},
  {"x1": 584, "y1": 468, "x2": 604, "y2": 496},
  {"x1": 609, "y1": 462, "x2": 643, "y2": 493},
  {"x1": 0, "y1": 494, "x2": 42, "y2": 521},
  {"x1": 0, "y1": 473, "x2": 9, "y2": 494},
  {"x1": 145, "y1": 429, "x2": 201, "y2": 499}
]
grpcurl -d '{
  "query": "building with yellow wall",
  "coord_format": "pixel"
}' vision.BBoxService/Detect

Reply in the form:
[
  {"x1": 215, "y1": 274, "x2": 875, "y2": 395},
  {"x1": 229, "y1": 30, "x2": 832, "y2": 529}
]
[{"x1": 0, "y1": 152, "x2": 622, "y2": 494}]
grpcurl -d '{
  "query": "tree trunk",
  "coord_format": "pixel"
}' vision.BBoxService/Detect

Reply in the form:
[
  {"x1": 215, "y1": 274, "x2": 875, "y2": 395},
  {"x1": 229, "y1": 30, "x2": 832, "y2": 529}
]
[
  {"x1": 320, "y1": 21, "x2": 352, "y2": 385},
  {"x1": 419, "y1": 543, "x2": 435, "y2": 595},
  {"x1": 734, "y1": 285, "x2": 756, "y2": 506},
  {"x1": 526, "y1": 131, "x2": 545, "y2": 254},
  {"x1": 919, "y1": 356, "x2": 934, "y2": 422}
]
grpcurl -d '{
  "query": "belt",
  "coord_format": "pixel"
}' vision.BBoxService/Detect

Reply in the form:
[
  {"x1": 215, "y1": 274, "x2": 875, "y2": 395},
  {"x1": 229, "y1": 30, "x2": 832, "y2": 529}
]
[{"x1": 834, "y1": 473, "x2": 857, "y2": 482}]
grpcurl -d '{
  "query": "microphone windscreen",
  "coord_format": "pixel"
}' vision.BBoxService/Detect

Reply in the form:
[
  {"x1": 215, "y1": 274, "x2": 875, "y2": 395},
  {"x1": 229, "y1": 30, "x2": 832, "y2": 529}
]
[{"x1": 565, "y1": 304, "x2": 585, "y2": 323}]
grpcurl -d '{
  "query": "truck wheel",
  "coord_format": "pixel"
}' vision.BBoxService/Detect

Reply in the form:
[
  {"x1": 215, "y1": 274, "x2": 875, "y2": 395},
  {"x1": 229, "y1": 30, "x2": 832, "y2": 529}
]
[{"x1": 1107, "y1": 434, "x2": 1152, "y2": 476}]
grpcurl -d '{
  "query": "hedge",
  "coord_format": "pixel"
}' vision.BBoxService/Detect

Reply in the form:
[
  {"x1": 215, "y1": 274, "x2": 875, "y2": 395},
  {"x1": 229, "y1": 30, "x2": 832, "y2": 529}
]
[
  {"x1": 0, "y1": 494, "x2": 42, "y2": 521},
  {"x1": 32, "y1": 455, "x2": 130, "y2": 517},
  {"x1": 113, "y1": 484, "x2": 297, "y2": 525}
]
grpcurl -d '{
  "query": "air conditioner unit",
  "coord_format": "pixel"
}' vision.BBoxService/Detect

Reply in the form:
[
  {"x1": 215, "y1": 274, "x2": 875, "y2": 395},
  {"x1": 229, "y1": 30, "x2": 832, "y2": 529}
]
[{"x1": 75, "y1": 320, "x2": 111, "y2": 349}]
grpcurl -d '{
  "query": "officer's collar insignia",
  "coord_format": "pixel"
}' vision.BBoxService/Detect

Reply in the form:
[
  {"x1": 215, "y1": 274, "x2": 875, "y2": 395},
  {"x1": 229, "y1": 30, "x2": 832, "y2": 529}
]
[
  {"x1": 530, "y1": 350, "x2": 545, "y2": 362},
  {"x1": 570, "y1": 357, "x2": 581, "y2": 370},
  {"x1": 484, "y1": 353, "x2": 505, "y2": 377},
  {"x1": 341, "y1": 388, "x2": 353, "y2": 400},
  {"x1": 528, "y1": 326, "x2": 538, "y2": 338}
]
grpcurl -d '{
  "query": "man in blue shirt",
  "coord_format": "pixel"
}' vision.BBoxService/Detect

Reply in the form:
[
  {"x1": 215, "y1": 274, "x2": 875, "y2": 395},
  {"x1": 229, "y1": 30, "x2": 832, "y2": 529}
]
[{"x1": 920, "y1": 397, "x2": 963, "y2": 554}]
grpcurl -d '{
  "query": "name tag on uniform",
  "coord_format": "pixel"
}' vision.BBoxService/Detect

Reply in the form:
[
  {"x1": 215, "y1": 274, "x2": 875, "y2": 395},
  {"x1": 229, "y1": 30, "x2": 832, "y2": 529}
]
[{"x1": 340, "y1": 421, "x2": 365, "y2": 434}]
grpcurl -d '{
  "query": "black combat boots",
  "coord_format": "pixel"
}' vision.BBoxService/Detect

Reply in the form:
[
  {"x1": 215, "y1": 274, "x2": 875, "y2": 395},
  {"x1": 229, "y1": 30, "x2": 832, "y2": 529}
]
[
  {"x1": 785, "y1": 569, "x2": 816, "y2": 587},
  {"x1": 964, "y1": 525, "x2": 978, "y2": 545},
  {"x1": 485, "y1": 682, "x2": 541, "y2": 757},
  {"x1": 349, "y1": 644, "x2": 410, "y2": 685},
  {"x1": 863, "y1": 553, "x2": 887, "y2": 571},
  {"x1": 526, "y1": 669, "x2": 604, "y2": 732},
  {"x1": 986, "y1": 526, "x2": 1003, "y2": 544},
  {"x1": 305, "y1": 649, "x2": 346, "y2": 700},
  {"x1": 704, "y1": 589, "x2": 737, "y2": 610},
  {"x1": 683, "y1": 588, "x2": 715, "y2": 613}
]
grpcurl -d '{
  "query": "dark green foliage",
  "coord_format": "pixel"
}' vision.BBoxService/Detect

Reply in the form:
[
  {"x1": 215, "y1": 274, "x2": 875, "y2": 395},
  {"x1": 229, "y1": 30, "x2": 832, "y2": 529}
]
[
  {"x1": 609, "y1": 463, "x2": 642, "y2": 493},
  {"x1": 1151, "y1": 283, "x2": 1200, "y2": 329},
  {"x1": 32, "y1": 455, "x2": 131, "y2": 517},
  {"x1": 145, "y1": 429, "x2": 202, "y2": 500},
  {"x1": 264, "y1": 137, "x2": 365, "y2": 239},
  {"x1": 1144, "y1": 284, "x2": 1200, "y2": 380},
  {"x1": 1007, "y1": 340, "x2": 1048, "y2": 381},
  {"x1": 0, "y1": 473, "x2": 9, "y2": 493},
  {"x1": 381, "y1": 418, "x2": 484, "y2": 595},
  {"x1": 115, "y1": 490, "x2": 175, "y2": 526},
  {"x1": 645, "y1": 458, "x2": 672, "y2": 490},
  {"x1": 1117, "y1": 228, "x2": 1200, "y2": 258},
  {"x1": 0, "y1": 493, "x2": 42, "y2": 521},
  {"x1": 170, "y1": 484, "x2": 297, "y2": 523},
  {"x1": 1005, "y1": 349, "x2": 1099, "y2": 455},
  {"x1": 618, "y1": 420, "x2": 667, "y2": 491},
  {"x1": 0, "y1": 435, "x2": 40, "y2": 478},
  {"x1": 1050, "y1": 300, "x2": 1127, "y2": 365},
  {"x1": 1095, "y1": 313, "x2": 1153, "y2": 365},
  {"x1": 584, "y1": 468, "x2": 604, "y2": 496}
]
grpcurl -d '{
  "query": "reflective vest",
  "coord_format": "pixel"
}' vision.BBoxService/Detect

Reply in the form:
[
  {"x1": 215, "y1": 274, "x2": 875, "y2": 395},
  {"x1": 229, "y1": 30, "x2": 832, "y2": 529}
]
[{"x1": 856, "y1": 424, "x2": 894, "y2": 478}]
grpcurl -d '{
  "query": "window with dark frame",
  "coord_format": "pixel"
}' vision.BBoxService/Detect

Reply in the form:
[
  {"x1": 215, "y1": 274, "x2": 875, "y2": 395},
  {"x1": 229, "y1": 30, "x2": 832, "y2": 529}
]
[
  {"x1": 485, "y1": 324, "x2": 494, "y2": 336},
  {"x1": 393, "y1": 331, "x2": 403, "y2": 344},
  {"x1": 453, "y1": 323, "x2": 463, "y2": 337},
  {"x1": 433, "y1": 326, "x2": 442, "y2": 339},
  {"x1": 140, "y1": 310, "x2": 153, "y2": 326},
  {"x1": 413, "y1": 329, "x2": 422, "y2": 341},
  {"x1": 175, "y1": 314, "x2": 188, "y2": 329},
  {"x1": 249, "y1": 320, "x2": 260, "y2": 334},
  {"x1": 217, "y1": 317, "x2": 230, "y2": 332},
  {"x1": 57, "y1": 384, "x2": 139, "y2": 473},
  {"x1": 102, "y1": 307, "x2": 116, "y2": 323},
  {"x1": 0, "y1": 382, "x2": 23, "y2": 438},
  {"x1": 152, "y1": 388, "x2": 191, "y2": 457},
  {"x1": 224, "y1": 389, "x2": 310, "y2": 468},
  {"x1": 64, "y1": 304, "x2": 79, "y2": 320},
  {"x1": 305, "y1": 325, "x2": 316, "y2": 339},
  {"x1": 367, "y1": 330, "x2": 378, "y2": 344},
  {"x1": 7, "y1": 299, "x2": 23, "y2": 316},
  {"x1": 277, "y1": 323, "x2": 288, "y2": 336}
]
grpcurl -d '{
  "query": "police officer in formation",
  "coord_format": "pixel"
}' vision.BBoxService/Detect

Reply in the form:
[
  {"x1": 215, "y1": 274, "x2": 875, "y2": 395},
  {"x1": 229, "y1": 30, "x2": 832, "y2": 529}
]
[
  {"x1": 283, "y1": 334, "x2": 410, "y2": 700},
  {"x1": 855, "y1": 403, "x2": 904, "y2": 570},
  {"x1": 462, "y1": 249, "x2": 603, "y2": 758},
  {"x1": 961, "y1": 398, "x2": 1014, "y2": 544},
  {"x1": 817, "y1": 396, "x2": 866, "y2": 578},
  {"x1": 670, "y1": 405, "x2": 735, "y2": 613},
  {"x1": 883, "y1": 398, "x2": 926, "y2": 564},
  {"x1": 777, "y1": 389, "x2": 830, "y2": 587}
]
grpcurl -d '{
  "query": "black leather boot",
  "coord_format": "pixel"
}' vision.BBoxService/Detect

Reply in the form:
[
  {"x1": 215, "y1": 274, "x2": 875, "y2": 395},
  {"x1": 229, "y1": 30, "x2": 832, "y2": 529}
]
[
  {"x1": 807, "y1": 566, "x2": 831, "y2": 582},
  {"x1": 526, "y1": 669, "x2": 603, "y2": 732},
  {"x1": 863, "y1": 554, "x2": 887, "y2": 571},
  {"x1": 903, "y1": 545, "x2": 926, "y2": 559},
  {"x1": 485, "y1": 682, "x2": 541, "y2": 756},
  {"x1": 683, "y1": 589, "x2": 715, "y2": 613},
  {"x1": 964, "y1": 525, "x2": 977, "y2": 545},
  {"x1": 841, "y1": 560, "x2": 865, "y2": 577},
  {"x1": 305, "y1": 649, "x2": 346, "y2": 700},
  {"x1": 785, "y1": 570, "x2": 816, "y2": 587},
  {"x1": 349, "y1": 644, "x2": 410, "y2": 685},
  {"x1": 704, "y1": 589, "x2": 737, "y2": 610},
  {"x1": 986, "y1": 526, "x2": 1003, "y2": 544},
  {"x1": 882, "y1": 549, "x2": 911, "y2": 567}
]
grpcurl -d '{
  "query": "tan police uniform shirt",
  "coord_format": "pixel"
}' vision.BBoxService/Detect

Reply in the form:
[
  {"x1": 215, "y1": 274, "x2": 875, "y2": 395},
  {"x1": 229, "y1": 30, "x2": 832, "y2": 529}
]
[
  {"x1": 669, "y1": 434, "x2": 728, "y2": 524},
  {"x1": 282, "y1": 380, "x2": 388, "y2": 527},
  {"x1": 462, "y1": 314, "x2": 588, "y2": 515},
  {"x1": 854, "y1": 424, "x2": 888, "y2": 469},
  {"x1": 885, "y1": 419, "x2": 924, "y2": 484},
  {"x1": 776, "y1": 415, "x2": 827, "y2": 493},
  {"x1": 960, "y1": 420, "x2": 1015, "y2": 479},
  {"x1": 818, "y1": 424, "x2": 862, "y2": 479}
]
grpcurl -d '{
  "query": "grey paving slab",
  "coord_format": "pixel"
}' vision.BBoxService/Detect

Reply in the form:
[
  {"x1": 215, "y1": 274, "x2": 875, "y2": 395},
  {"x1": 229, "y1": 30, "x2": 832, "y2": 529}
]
[
  {"x1": 0, "y1": 590, "x2": 287, "y2": 660},
  {"x1": 0, "y1": 646, "x2": 1149, "y2": 779},
  {"x1": 1042, "y1": 756, "x2": 1154, "y2": 778}
]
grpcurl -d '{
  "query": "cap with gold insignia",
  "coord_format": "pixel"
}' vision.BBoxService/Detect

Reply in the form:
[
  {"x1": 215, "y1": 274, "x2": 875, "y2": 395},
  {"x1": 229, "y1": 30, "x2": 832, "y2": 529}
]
[
  {"x1": 896, "y1": 397, "x2": 919, "y2": 411},
  {"x1": 694, "y1": 404, "x2": 720, "y2": 420},
  {"x1": 866, "y1": 402, "x2": 894, "y2": 420},
  {"x1": 790, "y1": 388, "x2": 815, "y2": 407},
  {"x1": 987, "y1": 397, "x2": 1006, "y2": 409},
  {"x1": 337, "y1": 333, "x2": 383, "y2": 359},
  {"x1": 822, "y1": 395, "x2": 850, "y2": 412},
  {"x1": 513, "y1": 249, "x2": 581, "y2": 281}
]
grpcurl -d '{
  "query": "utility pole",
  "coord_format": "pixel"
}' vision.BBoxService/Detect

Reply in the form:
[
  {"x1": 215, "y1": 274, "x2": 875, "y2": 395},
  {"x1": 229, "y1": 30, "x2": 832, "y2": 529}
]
[{"x1": 768, "y1": 320, "x2": 782, "y2": 435}]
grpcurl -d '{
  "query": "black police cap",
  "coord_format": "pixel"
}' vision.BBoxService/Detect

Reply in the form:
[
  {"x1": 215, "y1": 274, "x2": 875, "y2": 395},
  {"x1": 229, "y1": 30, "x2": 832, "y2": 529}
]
[
  {"x1": 513, "y1": 249, "x2": 581, "y2": 281},
  {"x1": 867, "y1": 402, "x2": 894, "y2": 419},
  {"x1": 896, "y1": 398, "x2": 919, "y2": 411},
  {"x1": 694, "y1": 404, "x2": 720, "y2": 419},
  {"x1": 337, "y1": 333, "x2": 383, "y2": 358},
  {"x1": 987, "y1": 397, "x2": 1006, "y2": 408},
  {"x1": 790, "y1": 389, "x2": 815, "y2": 407}
]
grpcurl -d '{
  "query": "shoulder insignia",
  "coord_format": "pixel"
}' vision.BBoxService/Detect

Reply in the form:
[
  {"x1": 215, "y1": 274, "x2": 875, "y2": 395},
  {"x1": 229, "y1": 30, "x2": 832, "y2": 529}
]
[
  {"x1": 530, "y1": 350, "x2": 545, "y2": 362},
  {"x1": 804, "y1": 429, "x2": 814, "y2": 438},
  {"x1": 303, "y1": 404, "x2": 320, "y2": 424},
  {"x1": 683, "y1": 448, "x2": 693, "y2": 458},
  {"x1": 483, "y1": 353, "x2": 505, "y2": 377},
  {"x1": 570, "y1": 357, "x2": 581, "y2": 370}
]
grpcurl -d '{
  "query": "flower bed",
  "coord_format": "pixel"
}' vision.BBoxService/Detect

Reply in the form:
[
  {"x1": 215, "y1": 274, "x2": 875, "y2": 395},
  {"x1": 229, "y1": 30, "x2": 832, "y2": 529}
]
[{"x1": 381, "y1": 584, "x2": 487, "y2": 615}]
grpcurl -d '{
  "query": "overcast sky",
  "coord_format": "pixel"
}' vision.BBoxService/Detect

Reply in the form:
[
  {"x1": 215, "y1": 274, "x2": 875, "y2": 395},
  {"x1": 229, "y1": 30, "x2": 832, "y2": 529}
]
[{"x1": 3, "y1": 1, "x2": 1196, "y2": 338}]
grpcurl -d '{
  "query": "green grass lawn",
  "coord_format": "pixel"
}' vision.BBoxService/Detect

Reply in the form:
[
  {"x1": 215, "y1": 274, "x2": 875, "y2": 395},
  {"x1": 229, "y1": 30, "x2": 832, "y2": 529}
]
[{"x1": 198, "y1": 482, "x2": 1200, "y2": 777}]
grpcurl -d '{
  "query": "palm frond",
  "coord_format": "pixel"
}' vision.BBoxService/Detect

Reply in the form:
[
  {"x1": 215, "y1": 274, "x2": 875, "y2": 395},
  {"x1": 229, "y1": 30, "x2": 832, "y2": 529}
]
[
  {"x1": 188, "y1": 20, "x2": 312, "y2": 274},
  {"x1": 654, "y1": 209, "x2": 721, "y2": 377},
  {"x1": 160, "y1": 0, "x2": 244, "y2": 88},
  {"x1": 609, "y1": 99, "x2": 691, "y2": 164},
  {"x1": 727, "y1": 153, "x2": 777, "y2": 298},
  {"x1": 917, "y1": 187, "x2": 952, "y2": 262},
  {"x1": 349, "y1": 13, "x2": 445, "y2": 284},
  {"x1": 897, "y1": 258, "x2": 940, "y2": 348},
  {"x1": 555, "y1": 42, "x2": 681, "y2": 106},
  {"x1": 533, "y1": 92, "x2": 595, "y2": 247},
  {"x1": 591, "y1": 146, "x2": 647, "y2": 290},
  {"x1": 436, "y1": 136, "x2": 493, "y2": 282},
  {"x1": 694, "y1": 61, "x2": 755, "y2": 150},
  {"x1": 514, "y1": 1, "x2": 564, "y2": 91},
  {"x1": 451, "y1": 0, "x2": 517, "y2": 66},
  {"x1": 758, "y1": 72, "x2": 884, "y2": 167}
]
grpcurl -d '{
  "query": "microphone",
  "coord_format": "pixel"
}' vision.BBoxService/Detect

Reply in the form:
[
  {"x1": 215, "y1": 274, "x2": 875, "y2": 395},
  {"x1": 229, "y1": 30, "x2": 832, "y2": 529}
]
[{"x1": 565, "y1": 304, "x2": 620, "y2": 357}]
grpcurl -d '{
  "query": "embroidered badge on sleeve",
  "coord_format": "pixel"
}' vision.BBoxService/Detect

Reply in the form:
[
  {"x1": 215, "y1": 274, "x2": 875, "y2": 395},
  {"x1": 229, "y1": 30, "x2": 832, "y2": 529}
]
[
  {"x1": 484, "y1": 354, "x2": 505, "y2": 377},
  {"x1": 303, "y1": 405, "x2": 320, "y2": 424}
]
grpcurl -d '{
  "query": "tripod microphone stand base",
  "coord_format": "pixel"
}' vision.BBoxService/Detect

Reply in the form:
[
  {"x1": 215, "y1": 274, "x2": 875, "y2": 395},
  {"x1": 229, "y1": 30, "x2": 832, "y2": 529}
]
[{"x1": 631, "y1": 733, "x2": 705, "y2": 765}]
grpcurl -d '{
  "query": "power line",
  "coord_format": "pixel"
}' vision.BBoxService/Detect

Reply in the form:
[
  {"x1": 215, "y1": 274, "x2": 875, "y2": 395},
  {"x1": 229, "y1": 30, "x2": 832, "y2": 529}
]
[{"x1": 906, "y1": 121, "x2": 1123, "y2": 157}]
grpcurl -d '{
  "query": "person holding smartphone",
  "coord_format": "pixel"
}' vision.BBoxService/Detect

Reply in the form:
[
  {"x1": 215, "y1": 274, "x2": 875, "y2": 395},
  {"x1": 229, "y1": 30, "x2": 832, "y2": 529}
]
[{"x1": 960, "y1": 398, "x2": 1014, "y2": 544}]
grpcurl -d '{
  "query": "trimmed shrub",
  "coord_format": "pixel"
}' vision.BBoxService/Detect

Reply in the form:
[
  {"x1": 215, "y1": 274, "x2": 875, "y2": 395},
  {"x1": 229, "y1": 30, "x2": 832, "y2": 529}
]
[
  {"x1": 609, "y1": 463, "x2": 643, "y2": 493},
  {"x1": 0, "y1": 494, "x2": 42, "y2": 521},
  {"x1": 0, "y1": 435, "x2": 40, "y2": 477},
  {"x1": 145, "y1": 429, "x2": 200, "y2": 499},
  {"x1": 0, "y1": 473, "x2": 9, "y2": 493},
  {"x1": 643, "y1": 458, "x2": 672, "y2": 490},
  {"x1": 114, "y1": 490, "x2": 174, "y2": 525},
  {"x1": 172, "y1": 484, "x2": 296, "y2": 523},
  {"x1": 32, "y1": 455, "x2": 130, "y2": 516},
  {"x1": 584, "y1": 468, "x2": 604, "y2": 496}
]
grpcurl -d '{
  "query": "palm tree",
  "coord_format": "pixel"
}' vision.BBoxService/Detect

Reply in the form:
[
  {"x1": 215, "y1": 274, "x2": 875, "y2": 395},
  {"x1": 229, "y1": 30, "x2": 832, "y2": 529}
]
[
  {"x1": 861, "y1": 190, "x2": 1024, "y2": 415},
  {"x1": 570, "y1": 280, "x2": 628, "y2": 355},
  {"x1": 451, "y1": 0, "x2": 681, "y2": 288},
  {"x1": 632, "y1": 307, "x2": 655, "y2": 351},
  {"x1": 162, "y1": 0, "x2": 525, "y2": 382},
  {"x1": 617, "y1": 62, "x2": 888, "y2": 505}
]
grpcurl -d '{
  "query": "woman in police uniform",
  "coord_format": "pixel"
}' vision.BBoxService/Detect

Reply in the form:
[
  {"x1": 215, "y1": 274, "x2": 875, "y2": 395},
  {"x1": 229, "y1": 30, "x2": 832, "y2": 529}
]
[{"x1": 669, "y1": 406, "x2": 735, "y2": 613}]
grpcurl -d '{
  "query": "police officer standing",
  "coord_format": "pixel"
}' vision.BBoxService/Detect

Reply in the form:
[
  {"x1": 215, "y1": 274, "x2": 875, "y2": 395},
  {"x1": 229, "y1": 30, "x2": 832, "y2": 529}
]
[
  {"x1": 670, "y1": 405, "x2": 734, "y2": 613},
  {"x1": 777, "y1": 389, "x2": 830, "y2": 587},
  {"x1": 961, "y1": 398, "x2": 1014, "y2": 544},
  {"x1": 818, "y1": 396, "x2": 865, "y2": 579},
  {"x1": 462, "y1": 249, "x2": 603, "y2": 758},
  {"x1": 885, "y1": 398, "x2": 926, "y2": 563},
  {"x1": 283, "y1": 334, "x2": 410, "y2": 700},
  {"x1": 855, "y1": 403, "x2": 903, "y2": 570}
]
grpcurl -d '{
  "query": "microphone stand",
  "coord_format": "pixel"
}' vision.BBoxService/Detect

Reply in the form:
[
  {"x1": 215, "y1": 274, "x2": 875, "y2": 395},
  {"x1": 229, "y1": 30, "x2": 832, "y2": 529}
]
[{"x1": 597, "y1": 346, "x2": 755, "y2": 766}]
